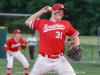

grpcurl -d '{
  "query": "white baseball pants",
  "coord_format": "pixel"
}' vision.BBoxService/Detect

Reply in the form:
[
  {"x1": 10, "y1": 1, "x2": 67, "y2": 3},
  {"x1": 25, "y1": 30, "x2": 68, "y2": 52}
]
[
  {"x1": 7, "y1": 50, "x2": 29, "y2": 68},
  {"x1": 29, "y1": 54, "x2": 76, "y2": 75}
]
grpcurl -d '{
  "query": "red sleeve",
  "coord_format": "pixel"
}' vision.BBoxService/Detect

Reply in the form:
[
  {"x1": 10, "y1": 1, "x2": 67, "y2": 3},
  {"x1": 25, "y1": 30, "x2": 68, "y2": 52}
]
[
  {"x1": 4, "y1": 39, "x2": 11, "y2": 51},
  {"x1": 30, "y1": 20, "x2": 41, "y2": 30},
  {"x1": 67, "y1": 23, "x2": 79, "y2": 39}
]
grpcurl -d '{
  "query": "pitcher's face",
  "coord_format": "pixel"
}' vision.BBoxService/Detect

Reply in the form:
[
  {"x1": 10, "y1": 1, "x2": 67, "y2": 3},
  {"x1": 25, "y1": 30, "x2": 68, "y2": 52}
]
[{"x1": 53, "y1": 9, "x2": 64, "y2": 21}]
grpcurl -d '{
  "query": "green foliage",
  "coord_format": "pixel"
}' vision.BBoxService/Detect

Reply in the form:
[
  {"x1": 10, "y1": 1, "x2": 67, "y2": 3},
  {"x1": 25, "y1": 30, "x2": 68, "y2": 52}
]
[
  {"x1": 4, "y1": 16, "x2": 35, "y2": 33},
  {"x1": 0, "y1": 0, "x2": 30, "y2": 13},
  {"x1": 26, "y1": 0, "x2": 55, "y2": 18},
  {"x1": 63, "y1": 0, "x2": 100, "y2": 35},
  {"x1": 0, "y1": 0, "x2": 100, "y2": 35}
]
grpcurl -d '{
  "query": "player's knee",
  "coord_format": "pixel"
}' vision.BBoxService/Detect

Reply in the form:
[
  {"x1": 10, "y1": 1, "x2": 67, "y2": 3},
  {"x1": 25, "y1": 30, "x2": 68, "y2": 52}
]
[
  {"x1": 24, "y1": 63, "x2": 29, "y2": 68},
  {"x1": 7, "y1": 63, "x2": 13, "y2": 68},
  {"x1": 27, "y1": 63, "x2": 29, "y2": 67}
]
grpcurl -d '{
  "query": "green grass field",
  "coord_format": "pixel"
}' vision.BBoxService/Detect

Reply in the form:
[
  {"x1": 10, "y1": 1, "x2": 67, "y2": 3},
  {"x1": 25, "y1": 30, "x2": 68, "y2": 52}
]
[
  {"x1": 0, "y1": 34, "x2": 100, "y2": 75},
  {"x1": 1, "y1": 59, "x2": 100, "y2": 75}
]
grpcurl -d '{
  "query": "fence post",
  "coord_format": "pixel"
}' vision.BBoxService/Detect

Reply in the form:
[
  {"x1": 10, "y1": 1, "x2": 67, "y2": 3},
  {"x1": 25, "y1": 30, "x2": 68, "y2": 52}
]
[
  {"x1": 98, "y1": 27, "x2": 100, "y2": 60},
  {"x1": 0, "y1": 26, "x2": 7, "y2": 59},
  {"x1": 91, "y1": 45, "x2": 94, "y2": 61}
]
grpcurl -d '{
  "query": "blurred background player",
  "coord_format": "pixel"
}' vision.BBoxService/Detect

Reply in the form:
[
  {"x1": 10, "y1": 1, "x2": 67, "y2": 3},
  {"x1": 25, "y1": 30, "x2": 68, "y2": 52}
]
[
  {"x1": 26, "y1": 34, "x2": 37, "y2": 60},
  {"x1": 67, "y1": 38, "x2": 75, "y2": 49},
  {"x1": 67, "y1": 38, "x2": 75, "y2": 61},
  {"x1": 4, "y1": 29, "x2": 29, "y2": 75}
]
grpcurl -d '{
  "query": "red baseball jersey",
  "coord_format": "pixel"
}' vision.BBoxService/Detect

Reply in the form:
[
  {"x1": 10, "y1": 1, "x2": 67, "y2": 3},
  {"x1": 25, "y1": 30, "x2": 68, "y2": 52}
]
[
  {"x1": 4, "y1": 37, "x2": 25, "y2": 52},
  {"x1": 30, "y1": 19, "x2": 79, "y2": 55}
]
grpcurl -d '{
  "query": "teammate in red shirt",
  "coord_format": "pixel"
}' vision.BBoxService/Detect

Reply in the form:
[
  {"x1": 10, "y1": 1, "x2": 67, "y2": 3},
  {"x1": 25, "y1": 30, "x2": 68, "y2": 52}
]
[
  {"x1": 4, "y1": 29, "x2": 29, "y2": 75},
  {"x1": 25, "y1": 3, "x2": 80, "y2": 75}
]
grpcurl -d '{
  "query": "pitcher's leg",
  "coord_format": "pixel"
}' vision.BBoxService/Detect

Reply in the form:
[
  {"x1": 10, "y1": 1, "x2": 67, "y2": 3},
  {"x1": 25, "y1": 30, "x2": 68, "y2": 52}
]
[
  {"x1": 54, "y1": 56, "x2": 76, "y2": 75},
  {"x1": 29, "y1": 55, "x2": 55, "y2": 75},
  {"x1": 29, "y1": 62, "x2": 51, "y2": 75}
]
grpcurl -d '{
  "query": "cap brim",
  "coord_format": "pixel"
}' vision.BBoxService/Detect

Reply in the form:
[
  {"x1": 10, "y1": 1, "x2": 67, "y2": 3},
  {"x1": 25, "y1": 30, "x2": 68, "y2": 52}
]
[
  {"x1": 62, "y1": 8, "x2": 68, "y2": 12},
  {"x1": 14, "y1": 32, "x2": 21, "y2": 34},
  {"x1": 53, "y1": 8, "x2": 69, "y2": 12}
]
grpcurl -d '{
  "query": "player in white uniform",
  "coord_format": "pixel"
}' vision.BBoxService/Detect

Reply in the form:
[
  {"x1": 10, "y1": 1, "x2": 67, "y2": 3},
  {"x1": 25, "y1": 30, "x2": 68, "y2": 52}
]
[
  {"x1": 25, "y1": 3, "x2": 80, "y2": 75},
  {"x1": 4, "y1": 29, "x2": 29, "y2": 75}
]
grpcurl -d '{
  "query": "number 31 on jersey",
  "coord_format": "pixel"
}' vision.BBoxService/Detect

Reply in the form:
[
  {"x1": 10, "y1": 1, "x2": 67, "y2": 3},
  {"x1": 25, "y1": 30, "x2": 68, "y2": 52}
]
[{"x1": 55, "y1": 31, "x2": 62, "y2": 39}]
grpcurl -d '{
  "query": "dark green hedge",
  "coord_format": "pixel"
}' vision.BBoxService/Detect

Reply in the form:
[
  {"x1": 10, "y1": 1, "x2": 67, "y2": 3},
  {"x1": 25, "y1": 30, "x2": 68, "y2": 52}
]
[{"x1": 0, "y1": 0, "x2": 99, "y2": 35}]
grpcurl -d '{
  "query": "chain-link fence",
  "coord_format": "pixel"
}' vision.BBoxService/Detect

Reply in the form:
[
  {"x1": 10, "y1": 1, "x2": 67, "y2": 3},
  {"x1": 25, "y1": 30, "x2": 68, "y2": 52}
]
[{"x1": 81, "y1": 44, "x2": 99, "y2": 62}]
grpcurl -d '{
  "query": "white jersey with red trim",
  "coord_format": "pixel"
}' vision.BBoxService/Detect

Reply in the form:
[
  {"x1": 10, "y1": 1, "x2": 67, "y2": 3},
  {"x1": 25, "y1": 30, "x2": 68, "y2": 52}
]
[{"x1": 30, "y1": 19, "x2": 79, "y2": 55}]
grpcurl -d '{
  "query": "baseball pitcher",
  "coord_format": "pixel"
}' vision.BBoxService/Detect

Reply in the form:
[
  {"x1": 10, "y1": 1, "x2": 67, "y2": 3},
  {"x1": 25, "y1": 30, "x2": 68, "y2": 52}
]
[{"x1": 25, "y1": 3, "x2": 80, "y2": 75}]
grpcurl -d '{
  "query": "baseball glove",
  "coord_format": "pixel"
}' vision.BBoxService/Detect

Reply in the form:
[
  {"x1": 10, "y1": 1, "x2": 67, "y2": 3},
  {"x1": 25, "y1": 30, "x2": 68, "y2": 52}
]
[
  {"x1": 21, "y1": 42, "x2": 28, "y2": 50},
  {"x1": 66, "y1": 45, "x2": 83, "y2": 61}
]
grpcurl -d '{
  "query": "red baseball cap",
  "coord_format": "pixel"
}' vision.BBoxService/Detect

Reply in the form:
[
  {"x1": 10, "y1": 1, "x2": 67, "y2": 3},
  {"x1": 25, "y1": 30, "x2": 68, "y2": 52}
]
[
  {"x1": 52, "y1": 3, "x2": 68, "y2": 12},
  {"x1": 14, "y1": 29, "x2": 21, "y2": 34}
]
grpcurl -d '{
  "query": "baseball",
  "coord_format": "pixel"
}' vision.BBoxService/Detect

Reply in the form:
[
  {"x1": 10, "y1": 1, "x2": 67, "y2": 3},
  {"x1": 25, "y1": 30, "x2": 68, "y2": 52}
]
[{"x1": 47, "y1": 7, "x2": 52, "y2": 12}]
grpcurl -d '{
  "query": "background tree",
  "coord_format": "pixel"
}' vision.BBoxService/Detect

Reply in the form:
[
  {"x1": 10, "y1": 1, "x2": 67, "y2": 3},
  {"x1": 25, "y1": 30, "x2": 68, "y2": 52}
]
[{"x1": 0, "y1": 0, "x2": 99, "y2": 35}]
